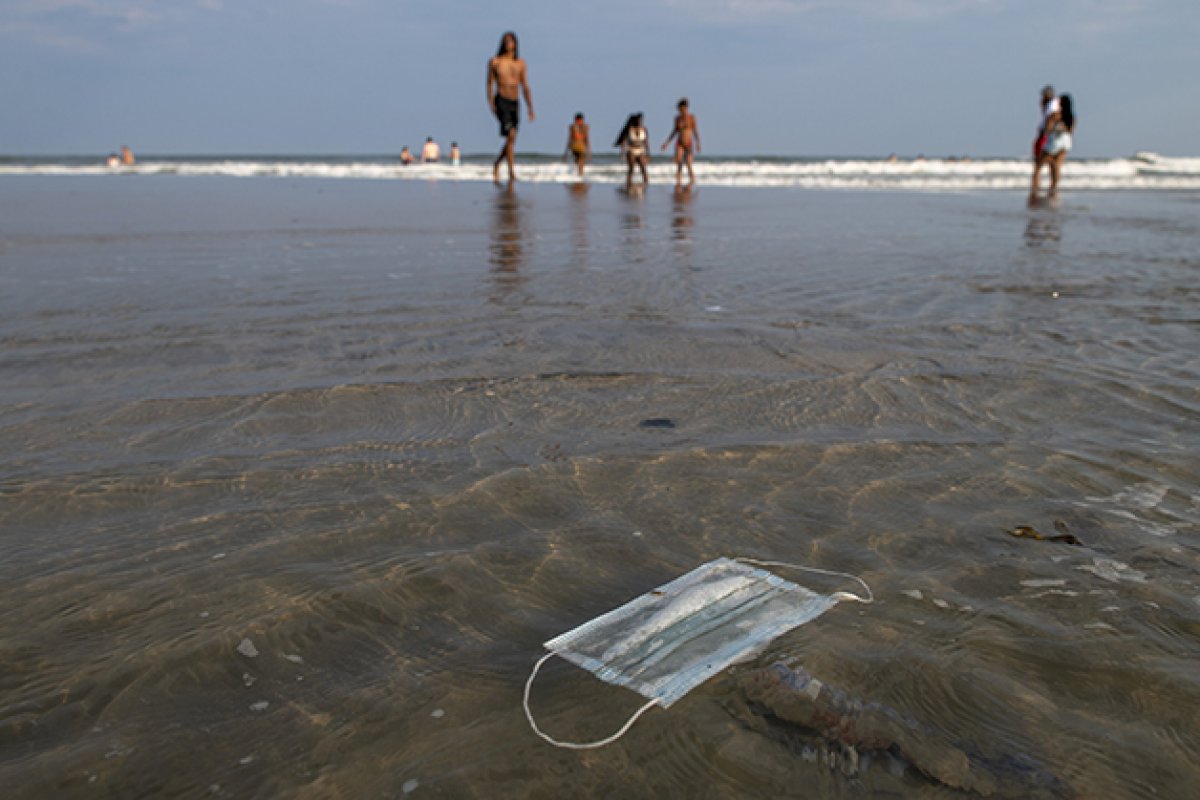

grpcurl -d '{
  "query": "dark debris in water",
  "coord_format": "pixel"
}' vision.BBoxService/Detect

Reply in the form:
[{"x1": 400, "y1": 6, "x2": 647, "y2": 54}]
[
  {"x1": 1007, "y1": 520, "x2": 1083, "y2": 547},
  {"x1": 638, "y1": 418, "x2": 676, "y2": 429}
]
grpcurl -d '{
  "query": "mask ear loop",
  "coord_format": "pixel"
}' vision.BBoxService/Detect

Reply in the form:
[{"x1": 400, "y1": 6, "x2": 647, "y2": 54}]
[
  {"x1": 523, "y1": 651, "x2": 661, "y2": 749},
  {"x1": 734, "y1": 557, "x2": 874, "y2": 604}
]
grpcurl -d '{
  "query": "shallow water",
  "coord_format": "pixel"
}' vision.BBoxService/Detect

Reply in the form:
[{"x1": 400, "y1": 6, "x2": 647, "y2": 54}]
[{"x1": 1, "y1": 177, "x2": 1198, "y2": 798}]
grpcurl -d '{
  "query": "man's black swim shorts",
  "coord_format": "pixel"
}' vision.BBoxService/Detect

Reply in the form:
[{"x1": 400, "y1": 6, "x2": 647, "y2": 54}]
[{"x1": 495, "y1": 96, "x2": 519, "y2": 137}]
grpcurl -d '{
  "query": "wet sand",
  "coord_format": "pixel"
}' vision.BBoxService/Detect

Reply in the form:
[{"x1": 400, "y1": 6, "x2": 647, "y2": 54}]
[{"x1": 1, "y1": 176, "x2": 1198, "y2": 798}]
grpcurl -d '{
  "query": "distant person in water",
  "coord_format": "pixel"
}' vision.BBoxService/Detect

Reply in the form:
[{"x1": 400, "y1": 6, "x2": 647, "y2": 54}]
[
  {"x1": 1029, "y1": 85, "x2": 1061, "y2": 204},
  {"x1": 400, "y1": 146, "x2": 413, "y2": 165},
  {"x1": 486, "y1": 31, "x2": 535, "y2": 183},
  {"x1": 105, "y1": 153, "x2": 120, "y2": 168},
  {"x1": 450, "y1": 142, "x2": 461, "y2": 166},
  {"x1": 661, "y1": 98, "x2": 700, "y2": 186},
  {"x1": 563, "y1": 113, "x2": 591, "y2": 178},
  {"x1": 421, "y1": 137, "x2": 440, "y2": 163},
  {"x1": 616, "y1": 112, "x2": 650, "y2": 189},
  {"x1": 120, "y1": 145, "x2": 135, "y2": 166}
]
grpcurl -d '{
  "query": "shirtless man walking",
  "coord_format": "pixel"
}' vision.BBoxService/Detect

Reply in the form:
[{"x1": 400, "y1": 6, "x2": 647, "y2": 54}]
[
  {"x1": 661, "y1": 98, "x2": 700, "y2": 187},
  {"x1": 486, "y1": 31, "x2": 535, "y2": 184}
]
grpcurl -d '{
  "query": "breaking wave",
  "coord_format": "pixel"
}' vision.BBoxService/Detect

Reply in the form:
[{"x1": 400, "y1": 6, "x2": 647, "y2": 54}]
[{"x1": 3, "y1": 152, "x2": 1199, "y2": 191}]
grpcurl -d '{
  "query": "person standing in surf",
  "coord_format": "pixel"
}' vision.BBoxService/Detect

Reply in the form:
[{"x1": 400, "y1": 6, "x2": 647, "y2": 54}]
[
  {"x1": 1028, "y1": 85, "x2": 1060, "y2": 205},
  {"x1": 421, "y1": 137, "x2": 440, "y2": 163},
  {"x1": 1042, "y1": 94, "x2": 1075, "y2": 202},
  {"x1": 487, "y1": 31, "x2": 535, "y2": 184},
  {"x1": 563, "y1": 113, "x2": 591, "y2": 179},
  {"x1": 661, "y1": 98, "x2": 700, "y2": 187},
  {"x1": 615, "y1": 113, "x2": 650, "y2": 190}
]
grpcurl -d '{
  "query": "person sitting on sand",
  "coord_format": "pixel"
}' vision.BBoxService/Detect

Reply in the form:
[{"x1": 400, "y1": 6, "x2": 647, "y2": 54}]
[
  {"x1": 421, "y1": 137, "x2": 440, "y2": 163},
  {"x1": 616, "y1": 112, "x2": 649, "y2": 189},
  {"x1": 400, "y1": 146, "x2": 413, "y2": 165},
  {"x1": 563, "y1": 113, "x2": 591, "y2": 178},
  {"x1": 661, "y1": 98, "x2": 700, "y2": 186}
]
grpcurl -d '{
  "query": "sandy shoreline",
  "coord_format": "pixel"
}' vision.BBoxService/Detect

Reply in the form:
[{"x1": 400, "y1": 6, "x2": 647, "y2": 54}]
[{"x1": 2, "y1": 177, "x2": 1198, "y2": 798}]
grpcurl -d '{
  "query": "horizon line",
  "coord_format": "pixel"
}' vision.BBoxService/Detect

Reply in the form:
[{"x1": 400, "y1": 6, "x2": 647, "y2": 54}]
[{"x1": 1, "y1": 150, "x2": 1175, "y2": 161}]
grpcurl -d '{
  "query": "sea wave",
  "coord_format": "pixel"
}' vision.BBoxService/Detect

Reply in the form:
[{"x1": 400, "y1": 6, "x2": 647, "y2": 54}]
[{"x1": 3, "y1": 153, "x2": 1199, "y2": 190}]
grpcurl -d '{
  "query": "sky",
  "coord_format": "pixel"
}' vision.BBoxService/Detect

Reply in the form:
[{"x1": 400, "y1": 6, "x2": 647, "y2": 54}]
[{"x1": 1, "y1": 0, "x2": 1197, "y2": 158}]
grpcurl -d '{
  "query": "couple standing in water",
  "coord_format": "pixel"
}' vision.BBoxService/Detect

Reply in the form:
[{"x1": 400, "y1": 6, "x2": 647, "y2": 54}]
[
  {"x1": 1029, "y1": 85, "x2": 1076, "y2": 205},
  {"x1": 614, "y1": 100, "x2": 701, "y2": 189},
  {"x1": 486, "y1": 31, "x2": 699, "y2": 187}
]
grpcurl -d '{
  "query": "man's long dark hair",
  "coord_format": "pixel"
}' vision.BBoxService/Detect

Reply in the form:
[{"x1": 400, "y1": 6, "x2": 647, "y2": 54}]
[
  {"x1": 497, "y1": 31, "x2": 518, "y2": 59},
  {"x1": 1060, "y1": 94, "x2": 1074, "y2": 130}
]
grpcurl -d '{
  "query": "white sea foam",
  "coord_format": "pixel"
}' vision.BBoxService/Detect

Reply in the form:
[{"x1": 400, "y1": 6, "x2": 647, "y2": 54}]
[
  {"x1": 4, "y1": 155, "x2": 1200, "y2": 190},
  {"x1": 1078, "y1": 482, "x2": 1188, "y2": 538},
  {"x1": 1077, "y1": 558, "x2": 1148, "y2": 584}
]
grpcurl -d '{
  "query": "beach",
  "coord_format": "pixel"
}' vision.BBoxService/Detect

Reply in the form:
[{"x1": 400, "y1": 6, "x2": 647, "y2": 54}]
[{"x1": 1, "y1": 172, "x2": 1199, "y2": 798}]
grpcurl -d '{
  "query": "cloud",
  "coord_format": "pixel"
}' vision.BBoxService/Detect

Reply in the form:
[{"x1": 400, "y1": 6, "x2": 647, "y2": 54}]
[
  {"x1": 4, "y1": 1, "x2": 162, "y2": 30},
  {"x1": 0, "y1": 1, "x2": 225, "y2": 52},
  {"x1": 657, "y1": 0, "x2": 1163, "y2": 23},
  {"x1": 657, "y1": 0, "x2": 999, "y2": 21},
  {"x1": 0, "y1": 18, "x2": 107, "y2": 54}
]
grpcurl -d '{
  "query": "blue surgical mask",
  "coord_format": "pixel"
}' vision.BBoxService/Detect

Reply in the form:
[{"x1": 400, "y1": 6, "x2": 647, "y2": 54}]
[{"x1": 524, "y1": 557, "x2": 872, "y2": 748}]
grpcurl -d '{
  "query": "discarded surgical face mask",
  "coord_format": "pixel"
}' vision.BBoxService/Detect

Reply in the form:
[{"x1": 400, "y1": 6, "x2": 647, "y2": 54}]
[{"x1": 523, "y1": 557, "x2": 872, "y2": 749}]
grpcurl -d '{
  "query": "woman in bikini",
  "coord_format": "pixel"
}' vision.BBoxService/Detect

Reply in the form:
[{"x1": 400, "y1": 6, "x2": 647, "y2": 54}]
[
  {"x1": 1044, "y1": 94, "x2": 1075, "y2": 201},
  {"x1": 563, "y1": 113, "x2": 591, "y2": 178},
  {"x1": 616, "y1": 112, "x2": 649, "y2": 189},
  {"x1": 661, "y1": 98, "x2": 700, "y2": 186}
]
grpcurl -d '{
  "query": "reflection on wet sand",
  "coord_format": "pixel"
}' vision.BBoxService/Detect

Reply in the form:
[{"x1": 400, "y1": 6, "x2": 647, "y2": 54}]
[
  {"x1": 671, "y1": 185, "x2": 695, "y2": 256},
  {"x1": 489, "y1": 184, "x2": 526, "y2": 294},
  {"x1": 618, "y1": 185, "x2": 646, "y2": 265},
  {"x1": 1024, "y1": 209, "x2": 1063, "y2": 250},
  {"x1": 566, "y1": 183, "x2": 589, "y2": 267}
]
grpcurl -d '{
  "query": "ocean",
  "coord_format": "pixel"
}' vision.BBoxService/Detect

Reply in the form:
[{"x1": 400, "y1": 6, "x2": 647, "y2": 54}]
[
  {"x1": 1, "y1": 166, "x2": 1198, "y2": 798},
  {"x1": 3, "y1": 151, "x2": 1200, "y2": 190}
]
